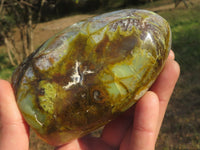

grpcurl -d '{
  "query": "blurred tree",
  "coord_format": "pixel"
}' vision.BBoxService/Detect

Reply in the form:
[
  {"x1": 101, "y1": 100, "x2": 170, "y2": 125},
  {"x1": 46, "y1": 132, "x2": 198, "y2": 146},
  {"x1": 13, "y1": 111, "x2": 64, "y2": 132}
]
[{"x1": 0, "y1": 0, "x2": 45, "y2": 66}]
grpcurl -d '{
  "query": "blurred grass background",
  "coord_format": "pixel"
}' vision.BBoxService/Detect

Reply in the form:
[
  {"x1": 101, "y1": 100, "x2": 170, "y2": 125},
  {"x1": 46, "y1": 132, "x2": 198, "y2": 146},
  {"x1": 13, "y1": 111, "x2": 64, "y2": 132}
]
[
  {"x1": 156, "y1": 4, "x2": 200, "y2": 150},
  {"x1": 156, "y1": 3, "x2": 200, "y2": 149},
  {"x1": 0, "y1": 0, "x2": 200, "y2": 149}
]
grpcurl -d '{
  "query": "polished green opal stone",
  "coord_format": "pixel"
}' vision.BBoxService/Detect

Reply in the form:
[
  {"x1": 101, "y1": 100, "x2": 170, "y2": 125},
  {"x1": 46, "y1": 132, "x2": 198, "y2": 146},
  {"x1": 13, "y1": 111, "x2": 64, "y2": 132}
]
[{"x1": 12, "y1": 9, "x2": 171, "y2": 146}]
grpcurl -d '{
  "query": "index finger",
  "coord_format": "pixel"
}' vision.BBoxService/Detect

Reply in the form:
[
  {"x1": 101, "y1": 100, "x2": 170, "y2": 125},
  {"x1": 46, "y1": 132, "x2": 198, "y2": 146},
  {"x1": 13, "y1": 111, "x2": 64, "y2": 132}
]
[{"x1": 0, "y1": 80, "x2": 29, "y2": 149}]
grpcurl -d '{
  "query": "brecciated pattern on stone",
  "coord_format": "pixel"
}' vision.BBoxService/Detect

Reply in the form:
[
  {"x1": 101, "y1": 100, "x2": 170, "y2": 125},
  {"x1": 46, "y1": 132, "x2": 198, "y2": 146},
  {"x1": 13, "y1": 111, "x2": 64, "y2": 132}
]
[{"x1": 12, "y1": 9, "x2": 171, "y2": 146}]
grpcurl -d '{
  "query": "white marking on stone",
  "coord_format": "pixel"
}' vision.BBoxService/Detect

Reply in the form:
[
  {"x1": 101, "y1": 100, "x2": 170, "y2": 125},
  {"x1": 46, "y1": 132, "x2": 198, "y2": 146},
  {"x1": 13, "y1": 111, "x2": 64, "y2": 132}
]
[
  {"x1": 63, "y1": 61, "x2": 94, "y2": 90},
  {"x1": 83, "y1": 70, "x2": 95, "y2": 74},
  {"x1": 145, "y1": 32, "x2": 153, "y2": 43},
  {"x1": 34, "y1": 114, "x2": 43, "y2": 126},
  {"x1": 63, "y1": 61, "x2": 81, "y2": 90}
]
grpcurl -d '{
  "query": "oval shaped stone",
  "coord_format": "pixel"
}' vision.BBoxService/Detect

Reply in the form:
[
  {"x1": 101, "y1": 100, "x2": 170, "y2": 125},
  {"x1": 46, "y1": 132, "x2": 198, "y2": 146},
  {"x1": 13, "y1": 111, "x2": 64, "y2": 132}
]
[{"x1": 12, "y1": 9, "x2": 171, "y2": 146}]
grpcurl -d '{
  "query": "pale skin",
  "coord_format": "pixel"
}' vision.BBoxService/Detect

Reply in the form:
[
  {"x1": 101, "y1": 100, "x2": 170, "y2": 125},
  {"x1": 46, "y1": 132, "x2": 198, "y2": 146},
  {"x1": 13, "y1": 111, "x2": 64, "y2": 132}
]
[{"x1": 0, "y1": 50, "x2": 180, "y2": 150}]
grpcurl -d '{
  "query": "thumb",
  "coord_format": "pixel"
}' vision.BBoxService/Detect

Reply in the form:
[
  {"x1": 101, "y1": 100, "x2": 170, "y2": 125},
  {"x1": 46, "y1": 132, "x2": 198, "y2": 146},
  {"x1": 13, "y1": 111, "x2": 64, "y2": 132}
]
[{"x1": 0, "y1": 80, "x2": 29, "y2": 150}]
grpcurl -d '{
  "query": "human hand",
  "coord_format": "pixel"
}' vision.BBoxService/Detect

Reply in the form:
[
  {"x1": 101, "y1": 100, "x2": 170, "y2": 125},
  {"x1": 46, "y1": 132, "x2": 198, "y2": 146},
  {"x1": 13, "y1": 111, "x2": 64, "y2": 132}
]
[{"x1": 0, "y1": 50, "x2": 180, "y2": 150}]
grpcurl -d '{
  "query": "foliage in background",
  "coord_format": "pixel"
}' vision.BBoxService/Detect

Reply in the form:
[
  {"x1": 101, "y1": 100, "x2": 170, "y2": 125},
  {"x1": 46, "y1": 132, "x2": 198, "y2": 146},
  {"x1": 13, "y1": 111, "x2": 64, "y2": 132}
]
[
  {"x1": 0, "y1": 50, "x2": 14, "y2": 80},
  {"x1": 0, "y1": 0, "x2": 45, "y2": 66}
]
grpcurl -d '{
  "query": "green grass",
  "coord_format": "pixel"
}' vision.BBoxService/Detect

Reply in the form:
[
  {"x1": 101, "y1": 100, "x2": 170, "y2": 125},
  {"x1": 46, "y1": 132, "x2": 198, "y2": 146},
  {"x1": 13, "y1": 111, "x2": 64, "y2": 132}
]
[
  {"x1": 159, "y1": 5, "x2": 200, "y2": 72},
  {"x1": 156, "y1": 4, "x2": 200, "y2": 149},
  {"x1": 0, "y1": 49, "x2": 15, "y2": 80}
]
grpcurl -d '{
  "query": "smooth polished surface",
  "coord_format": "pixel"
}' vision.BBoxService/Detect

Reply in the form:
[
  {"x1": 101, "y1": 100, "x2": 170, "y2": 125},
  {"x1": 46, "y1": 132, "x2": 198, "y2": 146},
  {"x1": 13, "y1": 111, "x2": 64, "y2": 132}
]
[{"x1": 12, "y1": 9, "x2": 171, "y2": 146}]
